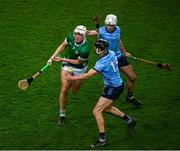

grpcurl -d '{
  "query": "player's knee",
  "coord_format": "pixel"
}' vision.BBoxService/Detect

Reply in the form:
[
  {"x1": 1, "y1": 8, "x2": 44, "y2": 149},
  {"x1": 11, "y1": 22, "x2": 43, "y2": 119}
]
[
  {"x1": 61, "y1": 87, "x2": 69, "y2": 94},
  {"x1": 72, "y1": 87, "x2": 80, "y2": 93},
  {"x1": 93, "y1": 108, "x2": 100, "y2": 117},
  {"x1": 104, "y1": 106, "x2": 111, "y2": 113},
  {"x1": 92, "y1": 109, "x2": 97, "y2": 116},
  {"x1": 72, "y1": 82, "x2": 81, "y2": 92},
  {"x1": 129, "y1": 74, "x2": 136, "y2": 82}
]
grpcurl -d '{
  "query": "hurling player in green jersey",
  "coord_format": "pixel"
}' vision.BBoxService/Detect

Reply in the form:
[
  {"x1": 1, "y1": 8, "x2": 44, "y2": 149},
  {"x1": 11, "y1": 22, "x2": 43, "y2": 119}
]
[{"x1": 47, "y1": 25, "x2": 91, "y2": 125}]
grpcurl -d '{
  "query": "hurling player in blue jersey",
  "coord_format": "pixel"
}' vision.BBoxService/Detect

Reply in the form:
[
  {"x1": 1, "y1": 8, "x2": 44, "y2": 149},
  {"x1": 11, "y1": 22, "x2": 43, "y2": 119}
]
[
  {"x1": 67, "y1": 39, "x2": 137, "y2": 148},
  {"x1": 87, "y1": 14, "x2": 143, "y2": 107}
]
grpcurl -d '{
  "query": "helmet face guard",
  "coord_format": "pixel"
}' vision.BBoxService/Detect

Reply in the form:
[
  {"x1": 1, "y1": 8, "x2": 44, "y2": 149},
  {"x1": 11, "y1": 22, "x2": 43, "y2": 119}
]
[
  {"x1": 95, "y1": 48, "x2": 104, "y2": 55},
  {"x1": 105, "y1": 14, "x2": 117, "y2": 25},
  {"x1": 95, "y1": 39, "x2": 109, "y2": 55}
]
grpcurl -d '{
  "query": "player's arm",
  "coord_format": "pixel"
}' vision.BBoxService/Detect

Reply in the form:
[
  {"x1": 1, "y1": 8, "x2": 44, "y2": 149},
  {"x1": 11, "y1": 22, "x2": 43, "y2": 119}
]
[
  {"x1": 69, "y1": 69, "x2": 98, "y2": 81},
  {"x1": 60, "y1": 46, "x2": 91, "y2": 65},
  {"x1": 53, "y1": 56, "x2": 87, "y2": 65},
  {"x1": 119, "y1": 39, "x2": 131, "y2": 58},
  {"x1": 47, "y1": 39, "x2": 68, "y2": 64},
  {"x1": 86, "y1": 30, "x2": 98, "y2": 36},
  {"x1": 87, "y1": 15, "x2": 100, "y2": 36},
  {"x1": 92, "y1": 14, "x2": 100, "y2": 29},
  {"x1": 51, "y1": 39, "x2": 67, "y2": 58}
]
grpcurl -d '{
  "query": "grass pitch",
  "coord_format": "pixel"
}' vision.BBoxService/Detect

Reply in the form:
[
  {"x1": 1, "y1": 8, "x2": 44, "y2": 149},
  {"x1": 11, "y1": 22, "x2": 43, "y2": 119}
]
[{"x1": 0, "y1": 0, "x2": 179, "y2": 149}]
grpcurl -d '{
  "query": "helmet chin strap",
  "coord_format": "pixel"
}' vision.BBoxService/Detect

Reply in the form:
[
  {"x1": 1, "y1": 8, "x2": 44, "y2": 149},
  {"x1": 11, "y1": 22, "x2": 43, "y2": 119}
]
[
  {"x1": 74, "y1": 37, "x2": 86, "y2": 46},
  {"x1": 95, "y1": 49, "x2": 107, "y2": 55},
  {"x1": 95, "y1": 49, "x2": 102, "y2": 55},
  {"x1": 105, "y1": 25, "x2": 116, "y2": 33}
]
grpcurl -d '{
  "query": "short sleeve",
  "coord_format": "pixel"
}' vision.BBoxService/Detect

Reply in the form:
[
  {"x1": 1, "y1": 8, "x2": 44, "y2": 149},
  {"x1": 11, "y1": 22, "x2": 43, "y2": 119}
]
[{"x1": 93, "y1": 60, "x2": 104, "y2": 72}]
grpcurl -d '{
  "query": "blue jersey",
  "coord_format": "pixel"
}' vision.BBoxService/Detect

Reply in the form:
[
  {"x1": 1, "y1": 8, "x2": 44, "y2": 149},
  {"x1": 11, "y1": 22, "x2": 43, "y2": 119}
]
[
  {"x1": 93, "y1": 51, "x2": 123, "y2": 87},
  {"x1": 99, "y1": 26, "x2": 122, "y2": 58}
]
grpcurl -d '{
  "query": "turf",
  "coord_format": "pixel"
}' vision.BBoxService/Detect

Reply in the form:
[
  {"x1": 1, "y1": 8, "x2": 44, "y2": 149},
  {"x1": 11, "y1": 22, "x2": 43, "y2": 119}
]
[{"x1": 0, "y1": 0, "x2": 180, "y2": 149}]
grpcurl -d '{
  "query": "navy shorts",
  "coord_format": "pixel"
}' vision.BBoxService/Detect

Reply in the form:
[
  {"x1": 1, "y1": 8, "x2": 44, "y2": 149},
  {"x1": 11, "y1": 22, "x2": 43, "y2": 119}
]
[
  {"x1": 118, "y1": 55, "x2": 130, "y2": 68},
  {"x1": 101, "y1": 84, "x2": 124, "y2": 101}
]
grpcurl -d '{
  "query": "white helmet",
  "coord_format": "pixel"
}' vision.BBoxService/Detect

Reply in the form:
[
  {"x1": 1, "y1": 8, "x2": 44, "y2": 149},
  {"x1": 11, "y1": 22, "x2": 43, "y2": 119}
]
[
  {"x1": 105, "y1": 14, "x2": 117, "y2": 25},
  {"x1": 73, "y1": 25, "x2": 87, "y2": 37}
]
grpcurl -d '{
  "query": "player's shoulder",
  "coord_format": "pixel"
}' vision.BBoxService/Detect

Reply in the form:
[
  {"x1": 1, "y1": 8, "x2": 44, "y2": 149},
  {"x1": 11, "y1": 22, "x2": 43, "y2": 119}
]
[
  {"x1": 115, "y1": 26, "x2": 121, "y2": 32},
  {"x1": 79, "y1": 38, "x2": 91, "y2": 53},
  {"x1": 99, "y1": 26, "x2": 106, "y2": 29},
  {"x1": 83, "y1": 38, "x2": 90, "y2": 47},
  {"x1": 99, "y1": 26, "x2": 106, "y2": 31},
  {"x1": 95, "y1": 58, "x2": 104, "y2": 68},
  {"x1": 109, "y1": 50, "x2": 116, "y2": 55},
  {"x1": 99, "y1": 52, "x2": 111, "y2": 63},
  {"x1": 66, "y1": 33, "x2": 73, "y2": 41}
]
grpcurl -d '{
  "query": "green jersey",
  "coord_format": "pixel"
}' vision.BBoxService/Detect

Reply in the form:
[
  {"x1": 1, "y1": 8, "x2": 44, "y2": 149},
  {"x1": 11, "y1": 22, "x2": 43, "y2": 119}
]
[{"x1": 65, "y1": 33, "x2": 91, "y2": 68}]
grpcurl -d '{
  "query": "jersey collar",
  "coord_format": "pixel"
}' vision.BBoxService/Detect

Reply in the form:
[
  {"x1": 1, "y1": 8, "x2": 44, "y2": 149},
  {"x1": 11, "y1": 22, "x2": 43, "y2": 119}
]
[
  {"x1": 74, "y1": 37, "x2": 86, "y2": 47},
  {"x1": 105, "y1": 26, "x2": 117, "y2": 33},
  {"x1": 99, "y1": 50, "x2": 109, "y2": 59}
]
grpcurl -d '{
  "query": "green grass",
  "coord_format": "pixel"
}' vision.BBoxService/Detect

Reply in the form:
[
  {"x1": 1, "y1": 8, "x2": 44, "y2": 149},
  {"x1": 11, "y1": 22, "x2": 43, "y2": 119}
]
[{"x1": 0, "y1": 0, "x2": 180, "y2": 149}]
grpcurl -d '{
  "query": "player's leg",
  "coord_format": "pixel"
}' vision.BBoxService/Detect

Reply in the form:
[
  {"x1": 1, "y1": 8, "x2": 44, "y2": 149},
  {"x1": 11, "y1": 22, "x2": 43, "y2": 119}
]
[
  {"x1": 91, "y1": 85, "x2": 123, "y2": 148},
  {"x1": 71, "y1": 80, "x2": 81, "y2": 93},
  {"x1": 120, "y1": 64, "x2": 136, "y2": 93},
  {"x1": 120, "y1": 64, "x2": 143, "y2": 106},
  {"x1": 102, "y1": 83, "x2": 137, "y2": 133},
  {"x1": 71, "y1": 66, "x2": 87, "y2": 93},
  {"x1": 105, "y1": 105, "x2": 124, "y2": 117},
  {"x1": 93, "y1": 97, "x2": 113, "y2": 133},
  {"x1": 91, "y1": 96, "x2": 113, "y2": 148},
  {"x1": 118, "y1": 56, "x2": 143, "y2": 106},
  {"x1": 105, "y1": 105, "x2": 137, "y2": 133},
  {"x1": 59, "y1": 68, "x2": 73, "y2": 125}
]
